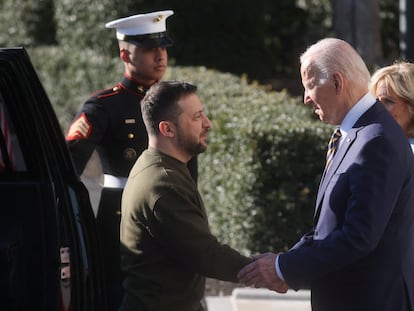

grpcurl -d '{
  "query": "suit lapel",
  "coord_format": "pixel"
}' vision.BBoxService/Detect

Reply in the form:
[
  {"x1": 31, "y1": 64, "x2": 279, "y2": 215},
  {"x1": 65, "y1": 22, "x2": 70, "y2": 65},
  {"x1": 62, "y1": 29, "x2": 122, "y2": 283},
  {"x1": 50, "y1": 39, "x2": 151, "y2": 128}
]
[
  {"x1": 314, "y1": 129, "x2": 358, "y2": 222},
  {"x1": 312, "y1": 101, "x2": 383, "y2": 225}
]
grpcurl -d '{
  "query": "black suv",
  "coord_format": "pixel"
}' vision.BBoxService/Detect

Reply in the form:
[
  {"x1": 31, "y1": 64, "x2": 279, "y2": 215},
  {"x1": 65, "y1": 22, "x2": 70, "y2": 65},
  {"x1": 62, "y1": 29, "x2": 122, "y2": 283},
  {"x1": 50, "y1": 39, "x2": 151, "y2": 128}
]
[{"x1": 0, "y1": 47, "x2": 106, "y2": 310}]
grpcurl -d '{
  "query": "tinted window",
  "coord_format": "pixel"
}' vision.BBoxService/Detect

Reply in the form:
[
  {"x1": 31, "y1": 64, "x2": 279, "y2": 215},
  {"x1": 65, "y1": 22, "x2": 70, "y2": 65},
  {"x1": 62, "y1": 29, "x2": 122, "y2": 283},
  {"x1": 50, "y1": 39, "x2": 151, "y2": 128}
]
[{"x1": 0, "y1": 95, "x2": 26, "y2": 174}]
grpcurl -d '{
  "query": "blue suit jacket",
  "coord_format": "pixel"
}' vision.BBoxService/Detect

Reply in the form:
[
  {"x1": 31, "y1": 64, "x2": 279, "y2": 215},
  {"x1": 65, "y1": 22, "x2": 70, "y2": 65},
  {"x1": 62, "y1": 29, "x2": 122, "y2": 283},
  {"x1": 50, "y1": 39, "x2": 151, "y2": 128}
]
[{"x1": 280, "y1": 102, "x2": 414, "y2": 311}]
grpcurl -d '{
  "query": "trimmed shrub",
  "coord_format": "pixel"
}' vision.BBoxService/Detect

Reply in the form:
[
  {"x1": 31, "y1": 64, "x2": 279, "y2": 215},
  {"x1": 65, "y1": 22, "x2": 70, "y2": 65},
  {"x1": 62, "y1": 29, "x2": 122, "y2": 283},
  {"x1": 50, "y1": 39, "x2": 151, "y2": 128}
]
[{"x1": 28, "y1": 46, "x2": 123, "y2": 130}]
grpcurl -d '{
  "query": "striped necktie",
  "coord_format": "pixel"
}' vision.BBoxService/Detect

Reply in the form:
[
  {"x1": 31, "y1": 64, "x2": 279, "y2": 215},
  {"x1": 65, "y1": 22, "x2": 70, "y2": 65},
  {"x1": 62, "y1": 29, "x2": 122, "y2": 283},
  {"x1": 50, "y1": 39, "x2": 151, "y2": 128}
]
[{"x1": 325, "y1": 127, "x2": 341, "y2": 170}]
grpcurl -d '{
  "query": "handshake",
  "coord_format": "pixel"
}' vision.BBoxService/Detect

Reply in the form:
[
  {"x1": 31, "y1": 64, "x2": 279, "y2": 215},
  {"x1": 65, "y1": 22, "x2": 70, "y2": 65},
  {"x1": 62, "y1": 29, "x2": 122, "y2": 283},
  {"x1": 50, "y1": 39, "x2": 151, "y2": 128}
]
[{"x1": 237, "y1": 252, "x2": 289, "y2": 293}]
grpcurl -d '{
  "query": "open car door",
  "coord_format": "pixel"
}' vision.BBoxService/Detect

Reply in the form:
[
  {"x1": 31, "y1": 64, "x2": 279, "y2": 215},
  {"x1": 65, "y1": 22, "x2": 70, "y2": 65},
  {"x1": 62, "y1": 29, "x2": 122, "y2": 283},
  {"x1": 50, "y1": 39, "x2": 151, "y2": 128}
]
[{"x1": 0, "y1": 47, "x2": 106, "y2": 311}]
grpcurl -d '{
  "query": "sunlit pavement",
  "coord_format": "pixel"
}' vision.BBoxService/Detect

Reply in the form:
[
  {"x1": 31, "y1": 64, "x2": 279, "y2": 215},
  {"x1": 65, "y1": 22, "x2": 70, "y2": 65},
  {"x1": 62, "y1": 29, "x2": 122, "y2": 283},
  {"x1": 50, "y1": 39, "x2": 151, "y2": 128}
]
[{"x1": 206, "y1": 288, "x2": 311, "y2": 311}]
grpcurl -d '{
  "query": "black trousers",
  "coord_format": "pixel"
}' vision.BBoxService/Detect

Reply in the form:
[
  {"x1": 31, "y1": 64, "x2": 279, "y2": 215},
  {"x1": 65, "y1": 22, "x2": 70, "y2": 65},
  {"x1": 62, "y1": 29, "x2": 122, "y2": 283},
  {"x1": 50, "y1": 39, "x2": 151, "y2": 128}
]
[{"x1": 96, "y1": 187, "x2": 124, "y2": 311}]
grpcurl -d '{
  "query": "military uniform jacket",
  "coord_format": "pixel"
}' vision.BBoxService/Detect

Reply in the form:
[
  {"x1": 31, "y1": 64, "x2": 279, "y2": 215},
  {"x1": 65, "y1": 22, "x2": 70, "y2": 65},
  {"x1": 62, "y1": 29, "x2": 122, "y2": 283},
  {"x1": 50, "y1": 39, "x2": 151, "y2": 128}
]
[
  {"x1": 120, "y1": 148, "x2": 251, "y2": 311},
  {"x1": 66, "y1": 75, "x2": 148, "y2": 177}
]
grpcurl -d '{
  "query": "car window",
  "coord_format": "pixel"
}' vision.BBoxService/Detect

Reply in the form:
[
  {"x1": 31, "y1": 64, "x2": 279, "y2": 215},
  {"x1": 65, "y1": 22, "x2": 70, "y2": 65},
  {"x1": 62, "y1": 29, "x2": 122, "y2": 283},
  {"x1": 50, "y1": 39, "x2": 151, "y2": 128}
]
[{"x1": 0, "y1": 94, "x2": 26, "y2": 174}]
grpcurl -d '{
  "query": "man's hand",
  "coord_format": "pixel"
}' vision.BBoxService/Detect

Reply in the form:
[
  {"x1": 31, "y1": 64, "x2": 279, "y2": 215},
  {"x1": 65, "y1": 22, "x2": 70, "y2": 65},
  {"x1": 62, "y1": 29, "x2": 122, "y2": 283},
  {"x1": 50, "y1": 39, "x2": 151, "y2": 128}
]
[{"x1": 237, "y1": 252, "x2": 289, "y2": 293}]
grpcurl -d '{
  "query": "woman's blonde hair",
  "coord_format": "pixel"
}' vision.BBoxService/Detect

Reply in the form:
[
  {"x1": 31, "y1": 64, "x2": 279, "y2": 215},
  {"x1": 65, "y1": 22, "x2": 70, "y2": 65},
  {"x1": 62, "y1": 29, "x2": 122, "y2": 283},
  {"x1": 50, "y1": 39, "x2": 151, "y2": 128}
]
[{"x1": 370, "y1": 61, "x2": 414, "y2": 137}]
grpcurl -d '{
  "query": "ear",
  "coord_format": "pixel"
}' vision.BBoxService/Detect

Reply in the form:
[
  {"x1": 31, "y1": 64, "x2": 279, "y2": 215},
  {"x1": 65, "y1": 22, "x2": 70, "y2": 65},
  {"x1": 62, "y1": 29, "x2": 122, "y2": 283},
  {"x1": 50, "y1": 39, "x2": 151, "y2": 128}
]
[
  {"x1": 120, "y1": 48, "x2": 130, "y2": 63},
  {"x1": 332, "y1": 73, "x2": 343, "y2": 94},
  {"x1": 159, "y1": 121, "x2": 175, "y2": 138}
]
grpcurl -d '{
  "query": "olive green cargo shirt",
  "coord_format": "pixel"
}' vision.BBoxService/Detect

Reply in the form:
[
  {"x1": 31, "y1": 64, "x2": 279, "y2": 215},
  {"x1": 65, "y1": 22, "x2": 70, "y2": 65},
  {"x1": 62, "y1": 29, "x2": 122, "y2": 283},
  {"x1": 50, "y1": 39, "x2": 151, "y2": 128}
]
[{"x1": 120, "y1": 147, "x2": 251, "y2": 311}]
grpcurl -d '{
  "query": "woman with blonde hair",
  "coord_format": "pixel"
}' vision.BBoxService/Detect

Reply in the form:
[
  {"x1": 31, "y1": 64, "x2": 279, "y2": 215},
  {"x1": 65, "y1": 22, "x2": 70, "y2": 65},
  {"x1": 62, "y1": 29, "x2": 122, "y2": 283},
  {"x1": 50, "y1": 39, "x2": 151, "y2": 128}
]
[{"x1": 370, "y1": 61, "x2": 414, "y2": 152}]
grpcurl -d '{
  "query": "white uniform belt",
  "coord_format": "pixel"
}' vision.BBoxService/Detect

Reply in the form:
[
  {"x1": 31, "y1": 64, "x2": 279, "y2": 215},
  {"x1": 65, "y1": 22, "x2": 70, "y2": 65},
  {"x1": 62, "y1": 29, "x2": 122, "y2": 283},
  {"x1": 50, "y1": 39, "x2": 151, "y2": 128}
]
[{"x1": 104, "y1": 174, "x2": 127, "y2": 189}]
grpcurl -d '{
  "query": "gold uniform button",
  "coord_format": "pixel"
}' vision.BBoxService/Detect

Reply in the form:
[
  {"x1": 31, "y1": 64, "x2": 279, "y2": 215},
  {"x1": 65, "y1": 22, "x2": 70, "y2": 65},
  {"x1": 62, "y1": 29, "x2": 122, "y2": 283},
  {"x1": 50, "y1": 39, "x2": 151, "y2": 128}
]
[
  {"x1": 128, "y1": 133, "x2": 134, "y2": 139},
  {"x1": 123, "y1": 148, "x2": 137, "y2": 161}
]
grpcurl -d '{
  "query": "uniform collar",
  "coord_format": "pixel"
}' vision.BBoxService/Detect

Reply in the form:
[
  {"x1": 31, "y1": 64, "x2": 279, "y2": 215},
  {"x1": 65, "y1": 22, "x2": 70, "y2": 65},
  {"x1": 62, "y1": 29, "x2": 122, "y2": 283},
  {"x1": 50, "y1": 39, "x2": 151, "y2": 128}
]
[{"x1": 120, "y1": 74, "x2": 152, "y2": 95}]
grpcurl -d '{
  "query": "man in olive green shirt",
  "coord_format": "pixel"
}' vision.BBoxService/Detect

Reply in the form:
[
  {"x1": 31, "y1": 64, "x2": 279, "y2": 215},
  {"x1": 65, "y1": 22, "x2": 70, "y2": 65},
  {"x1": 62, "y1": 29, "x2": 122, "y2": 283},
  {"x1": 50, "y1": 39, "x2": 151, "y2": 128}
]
[{"x1": 120, "y1": 81, "x2": 251, "y2": 311}]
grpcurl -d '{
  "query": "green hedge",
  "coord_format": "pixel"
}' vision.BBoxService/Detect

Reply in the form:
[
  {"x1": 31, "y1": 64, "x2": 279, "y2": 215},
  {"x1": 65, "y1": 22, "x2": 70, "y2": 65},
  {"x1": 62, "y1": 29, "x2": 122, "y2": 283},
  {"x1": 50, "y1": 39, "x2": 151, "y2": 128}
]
[
  {"x1": 29, "y1": 47, "x2": 332, "y2": 256},
  {"x1": 28, "y1": 46, "x2": 123, "y2": 130}
]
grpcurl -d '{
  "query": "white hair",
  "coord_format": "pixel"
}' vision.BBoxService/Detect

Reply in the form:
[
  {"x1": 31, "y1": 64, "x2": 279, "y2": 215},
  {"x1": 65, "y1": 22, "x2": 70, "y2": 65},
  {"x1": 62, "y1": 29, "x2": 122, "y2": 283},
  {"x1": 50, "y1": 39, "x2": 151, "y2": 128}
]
[{"x1": 300, "y1": 38, "x2": 370, "y2": 89}]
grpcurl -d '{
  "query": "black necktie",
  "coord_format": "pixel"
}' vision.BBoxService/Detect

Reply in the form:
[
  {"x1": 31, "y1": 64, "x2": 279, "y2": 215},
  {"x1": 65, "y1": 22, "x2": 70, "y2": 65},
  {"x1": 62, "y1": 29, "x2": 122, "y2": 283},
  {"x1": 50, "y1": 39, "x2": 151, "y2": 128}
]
[{"x1": 325, "y1": 127, "x2": 341, "y2": 170}]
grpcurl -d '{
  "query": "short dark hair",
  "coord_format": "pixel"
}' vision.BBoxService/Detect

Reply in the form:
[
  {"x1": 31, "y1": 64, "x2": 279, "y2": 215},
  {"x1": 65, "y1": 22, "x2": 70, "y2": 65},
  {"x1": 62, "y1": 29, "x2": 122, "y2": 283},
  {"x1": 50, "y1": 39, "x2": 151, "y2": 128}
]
[{"x1": 141, "y1": 81, "x2": 198, "y2": 135}]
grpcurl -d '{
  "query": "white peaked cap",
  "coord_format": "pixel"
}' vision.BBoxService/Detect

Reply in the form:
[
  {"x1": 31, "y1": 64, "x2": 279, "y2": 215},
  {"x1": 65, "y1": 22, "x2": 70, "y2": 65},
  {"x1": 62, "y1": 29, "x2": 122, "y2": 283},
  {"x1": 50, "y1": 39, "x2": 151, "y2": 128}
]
[{"x1": 105, "y1": 10, "x2": 174, "y2": 39}]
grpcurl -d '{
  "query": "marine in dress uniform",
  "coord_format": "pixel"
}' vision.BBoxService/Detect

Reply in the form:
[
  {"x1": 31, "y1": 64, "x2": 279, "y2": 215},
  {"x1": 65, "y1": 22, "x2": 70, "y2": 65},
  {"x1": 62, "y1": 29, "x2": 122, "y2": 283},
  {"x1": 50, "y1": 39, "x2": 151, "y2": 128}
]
[{"x1": 65, "y1": 10, "x2": 197, "y2": 311}]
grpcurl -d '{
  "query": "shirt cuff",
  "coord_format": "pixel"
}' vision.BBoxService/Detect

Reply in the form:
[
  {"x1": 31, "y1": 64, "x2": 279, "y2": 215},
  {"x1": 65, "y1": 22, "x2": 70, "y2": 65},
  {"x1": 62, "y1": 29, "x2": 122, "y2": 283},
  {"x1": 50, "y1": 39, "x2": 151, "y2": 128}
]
[{"x1": 275, "y1": 254, "x2": 285, "y2": 281}]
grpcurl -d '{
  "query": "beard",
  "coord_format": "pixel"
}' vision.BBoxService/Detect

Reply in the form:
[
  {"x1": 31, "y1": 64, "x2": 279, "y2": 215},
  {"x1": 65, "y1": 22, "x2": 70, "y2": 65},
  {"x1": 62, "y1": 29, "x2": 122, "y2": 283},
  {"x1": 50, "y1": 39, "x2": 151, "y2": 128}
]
[{"x1": 176, "y1": 129, "x2": 207, "y2": 156}]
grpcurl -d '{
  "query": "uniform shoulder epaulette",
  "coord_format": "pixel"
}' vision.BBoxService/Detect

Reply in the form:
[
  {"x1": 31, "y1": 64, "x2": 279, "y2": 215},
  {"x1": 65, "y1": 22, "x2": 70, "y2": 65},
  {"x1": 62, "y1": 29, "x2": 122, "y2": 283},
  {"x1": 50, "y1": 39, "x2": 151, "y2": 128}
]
[{"x1": 93, "y1": 84, "x2": 122, "y2": 99}]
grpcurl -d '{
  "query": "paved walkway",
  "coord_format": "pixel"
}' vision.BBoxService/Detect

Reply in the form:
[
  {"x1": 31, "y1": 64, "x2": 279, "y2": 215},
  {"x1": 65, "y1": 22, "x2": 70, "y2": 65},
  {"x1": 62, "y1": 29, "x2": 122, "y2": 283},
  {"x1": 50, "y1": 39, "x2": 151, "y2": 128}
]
[{"x1": 206, "y1": 288, "x2": 311, "y2": 311}]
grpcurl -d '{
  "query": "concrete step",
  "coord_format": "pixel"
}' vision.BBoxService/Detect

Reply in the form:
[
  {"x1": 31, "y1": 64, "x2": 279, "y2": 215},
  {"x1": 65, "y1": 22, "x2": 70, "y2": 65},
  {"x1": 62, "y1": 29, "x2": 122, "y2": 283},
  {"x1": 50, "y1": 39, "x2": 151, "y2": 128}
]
[{"x1": 206, "y1": 288, "x2": 311, "y2": 311}]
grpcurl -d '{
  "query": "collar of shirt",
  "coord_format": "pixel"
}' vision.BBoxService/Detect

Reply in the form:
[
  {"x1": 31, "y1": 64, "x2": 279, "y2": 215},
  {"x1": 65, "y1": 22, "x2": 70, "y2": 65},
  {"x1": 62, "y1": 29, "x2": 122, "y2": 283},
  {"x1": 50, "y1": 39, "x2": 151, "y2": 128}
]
[
  {"x1": 338, "y1": 92, "x2": 376, "y2": 144},
  {"x1": 409, "y1": 138, "x2": 414, "y2": 153}
]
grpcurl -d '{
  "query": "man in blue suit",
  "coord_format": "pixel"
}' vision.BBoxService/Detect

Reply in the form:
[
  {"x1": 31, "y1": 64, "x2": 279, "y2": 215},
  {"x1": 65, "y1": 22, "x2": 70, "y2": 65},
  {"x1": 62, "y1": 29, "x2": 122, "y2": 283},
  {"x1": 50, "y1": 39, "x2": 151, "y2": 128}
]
[{"x1": 238, "y1": 38, "x2": 414, "y2": 311}]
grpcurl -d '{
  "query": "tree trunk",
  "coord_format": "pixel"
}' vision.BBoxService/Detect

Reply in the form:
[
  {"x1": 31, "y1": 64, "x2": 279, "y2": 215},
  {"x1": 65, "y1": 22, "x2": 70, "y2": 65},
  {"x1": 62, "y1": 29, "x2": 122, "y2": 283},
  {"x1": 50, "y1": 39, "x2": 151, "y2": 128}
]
[
  {"x1": 333, "y1": 0, "x2": 382, "y2": 68},
  {"x1": 400, "y1": 0, "x2": 414, "y2": 61}
]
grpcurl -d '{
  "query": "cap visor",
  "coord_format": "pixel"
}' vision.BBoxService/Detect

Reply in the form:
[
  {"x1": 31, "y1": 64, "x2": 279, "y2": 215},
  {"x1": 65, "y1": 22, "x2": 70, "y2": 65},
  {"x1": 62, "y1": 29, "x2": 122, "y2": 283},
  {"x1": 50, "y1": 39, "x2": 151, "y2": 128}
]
[{"x1": 128, "y1": 36, "x2": 173, "y2": 48}]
